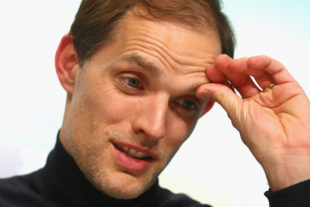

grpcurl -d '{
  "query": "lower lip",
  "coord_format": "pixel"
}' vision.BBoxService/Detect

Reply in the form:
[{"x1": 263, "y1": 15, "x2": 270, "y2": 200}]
[{"x1": 112, "y1": 145, "x2": 152, "y2": 172}]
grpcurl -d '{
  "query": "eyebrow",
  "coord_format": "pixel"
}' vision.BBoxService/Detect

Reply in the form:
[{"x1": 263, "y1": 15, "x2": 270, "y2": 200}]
[{"x1": 122, "y1": 54, "x2": 162, "y2": 77}]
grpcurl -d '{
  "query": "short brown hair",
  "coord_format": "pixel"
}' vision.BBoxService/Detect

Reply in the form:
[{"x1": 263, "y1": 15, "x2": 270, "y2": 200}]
[{"x1": 70, "y1": 0, "x2": 235, "y2": 66}]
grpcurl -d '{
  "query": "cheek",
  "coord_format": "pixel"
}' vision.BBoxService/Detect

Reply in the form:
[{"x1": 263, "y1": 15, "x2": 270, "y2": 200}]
[
  {"x1": 162, "y1": 114, "x2": 196, "y2": 154},
  {"x1": 82, "y1": 81, "x2": 135, "y2": 124},
  {"x1": 72, "y1": 72, "x2": 150, "y2": 132}
]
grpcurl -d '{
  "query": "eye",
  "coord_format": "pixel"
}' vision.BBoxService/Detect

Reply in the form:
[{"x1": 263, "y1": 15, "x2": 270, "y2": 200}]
[
  {"x1": 124, "y1": 77, "x2": 143, "y2": 89},
  {"x1": 180, "y1": 100, "x2": 198, "y2": 111}
]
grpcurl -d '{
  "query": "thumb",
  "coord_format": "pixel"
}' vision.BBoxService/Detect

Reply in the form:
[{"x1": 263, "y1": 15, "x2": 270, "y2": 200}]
[{"x1": 197, "y1": 83, "x2": 242, "y2": 123}]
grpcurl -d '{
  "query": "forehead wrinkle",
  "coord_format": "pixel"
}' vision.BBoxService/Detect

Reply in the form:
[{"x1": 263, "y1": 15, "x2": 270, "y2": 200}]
[
  {"x1": 121, "y1": 53, "x2": 163, "y2": 77},
  {"x1": 181, "y1": 72, "x2": 208, "y2": 93},
  {"x1": 116, "y1": 11, "x2": 221, "y2": 75},
  {"x1": 127, "y1": 33, "x2": 216, "y2": 76}
]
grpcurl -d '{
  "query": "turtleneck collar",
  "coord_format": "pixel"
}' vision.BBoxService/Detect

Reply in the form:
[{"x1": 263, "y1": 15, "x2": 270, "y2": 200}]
[{"x1": 39, "y1": 133, "x2": 162, "y2": 207}]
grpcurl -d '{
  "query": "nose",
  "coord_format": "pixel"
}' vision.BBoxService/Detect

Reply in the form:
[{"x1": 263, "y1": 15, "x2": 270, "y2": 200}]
[{"x1": 132, "y1": 94, "x2": 168, "y2": 141}]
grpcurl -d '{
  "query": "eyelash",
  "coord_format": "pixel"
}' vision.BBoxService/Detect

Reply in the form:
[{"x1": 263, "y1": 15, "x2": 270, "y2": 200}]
[{"x1": 177, "y1": 99, "x2": 198, "y2": 111}]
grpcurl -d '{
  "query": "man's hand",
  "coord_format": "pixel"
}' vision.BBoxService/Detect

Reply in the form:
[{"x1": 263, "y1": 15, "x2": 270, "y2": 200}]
[{"x1": 197, "y1": 54, "x2": 310, "y2": 191}]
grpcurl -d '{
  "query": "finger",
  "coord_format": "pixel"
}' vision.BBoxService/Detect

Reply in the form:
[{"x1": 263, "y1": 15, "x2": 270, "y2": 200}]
[
  {"x1": 226, "y1": 58, "x2": 261, "y2": 97},
  {"x1": 247, "y1": 56, "x2": 296, "y2": 85},
  {"x1": 228, "y1": 74, "x2": 261, "y2": 98},
  {"x1": 206, "y1": 59, "x2": 234, "y2": 91},
  {"x1": 218, "y1": 55, "x2": 274, "y2": 90},
  {"x1": 206, "y1": 65, "x2": 226, "y2": 83},
  {"x1": 246, "y1": 69, "x2": 274, "y2": 90},
  {"x1": 214, "y1": 55, "x2": 261, "y2": 98},
  {"x1": 196, "y1": 83, "x2": 242, "y2": 126}
]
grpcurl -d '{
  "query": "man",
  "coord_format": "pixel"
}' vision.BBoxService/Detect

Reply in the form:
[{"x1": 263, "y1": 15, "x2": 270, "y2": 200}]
[{"x1": 1, "y1": 0, "x2": 310, "y2": 206}]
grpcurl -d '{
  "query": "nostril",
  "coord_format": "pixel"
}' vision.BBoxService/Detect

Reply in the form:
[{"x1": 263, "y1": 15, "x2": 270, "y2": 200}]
[{"x1": 136, "y1": 129, "x2": 146, "y2": 135}]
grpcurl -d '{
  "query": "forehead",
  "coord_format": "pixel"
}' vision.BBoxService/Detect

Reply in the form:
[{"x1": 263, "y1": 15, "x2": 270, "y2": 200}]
[{"x1": 113, "y1": 9, "x2": 221, "y2": 74}]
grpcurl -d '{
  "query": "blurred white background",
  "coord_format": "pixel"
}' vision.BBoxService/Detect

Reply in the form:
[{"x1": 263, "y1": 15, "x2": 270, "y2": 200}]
[{"x1": 0, "y1": 1, "x2": 309, "y2": 207}]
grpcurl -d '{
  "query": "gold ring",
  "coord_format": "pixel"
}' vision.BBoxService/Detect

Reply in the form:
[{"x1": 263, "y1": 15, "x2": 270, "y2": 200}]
[
  {"x1": 267, "y1": 84, "x2": 275, "y2": 89},
  {"x1": 264, "y1": 83, "x2": 275, "y2": 92}
]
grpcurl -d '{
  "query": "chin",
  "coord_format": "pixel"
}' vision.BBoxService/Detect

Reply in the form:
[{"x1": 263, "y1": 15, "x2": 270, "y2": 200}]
[
  {"x1": 95, "y1": 180, "x2": 150, "y2": 199},
  {"x1": 87, "y1": 170, "x2": 157, "y2": 200},
  {"x1": 104, "y1": 188, "x2": 144, "y2": 200}
]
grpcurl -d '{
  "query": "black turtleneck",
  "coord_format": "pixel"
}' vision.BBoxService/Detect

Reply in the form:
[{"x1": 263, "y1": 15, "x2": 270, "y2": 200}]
[
  {"x1": 1, "y1": 134, "x2": 310, "y2": 207},
  {"x1": 0, "y1": 135, "x2": 210, "y2": 207}
]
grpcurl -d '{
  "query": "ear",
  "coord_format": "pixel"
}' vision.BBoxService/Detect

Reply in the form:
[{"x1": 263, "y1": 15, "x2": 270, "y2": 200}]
[
  {"x1": 55, "y1": 34, "x2": 79, "y2": 94},
  {"x1": 200, "y1": 101, "x2": 214, "y2": 117}
]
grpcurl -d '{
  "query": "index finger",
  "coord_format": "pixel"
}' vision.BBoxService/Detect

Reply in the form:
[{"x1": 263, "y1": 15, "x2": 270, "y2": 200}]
[{"x1": 248, "y1": 56, "x2": 296, "y2": 85}]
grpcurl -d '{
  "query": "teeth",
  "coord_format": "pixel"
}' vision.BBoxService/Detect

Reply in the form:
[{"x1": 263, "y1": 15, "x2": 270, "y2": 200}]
[
  {"x1": 123, "y1": 146, "x2": 129, "y2": 152},
  {"x1": 116, "y1": 144, "x2": 151, "y2": 159},
  {"x1": 135, "y1": 151, "x2": 148, "y2": 159},
  {"x1": 128, "y1": 149, "x2": 137, "y2": 156}
]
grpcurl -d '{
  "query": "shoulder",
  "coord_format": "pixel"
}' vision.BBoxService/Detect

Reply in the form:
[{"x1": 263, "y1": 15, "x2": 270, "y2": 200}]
[
  {"x1": 0, "y1": 175, "x2": 30, "y2": 206},
  {"x1": 0, "y1": 171, "x2": 56, "y2": 207},
  {"x1": 0, "y1": 171, "x2": 40, "y2": 196}
]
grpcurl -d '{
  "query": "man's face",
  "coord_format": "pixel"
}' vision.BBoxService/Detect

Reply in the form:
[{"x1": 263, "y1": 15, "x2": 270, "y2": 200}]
[{"x1": 61, "y1": 10, "x2": 221, "y2": 199}]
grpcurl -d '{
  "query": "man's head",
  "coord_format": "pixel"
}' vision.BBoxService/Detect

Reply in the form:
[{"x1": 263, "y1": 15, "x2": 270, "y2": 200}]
[{"x1": 55, "y1": 0, "x2": 234, "y2": 199}]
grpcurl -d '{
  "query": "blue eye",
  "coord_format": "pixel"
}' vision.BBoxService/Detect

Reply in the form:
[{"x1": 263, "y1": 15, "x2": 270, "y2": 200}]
[
  {"x1": 181, "y1": 100, "x2": 197, "y2": 110},
  {"x1": 125, "y1": 77, "x2": 142, "y2": 89}
]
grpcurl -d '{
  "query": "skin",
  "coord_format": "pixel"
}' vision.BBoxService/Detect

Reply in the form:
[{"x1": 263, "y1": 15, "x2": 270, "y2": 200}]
[{"x1": 55, "y1": 9, "x2": 221, "y2": 199}]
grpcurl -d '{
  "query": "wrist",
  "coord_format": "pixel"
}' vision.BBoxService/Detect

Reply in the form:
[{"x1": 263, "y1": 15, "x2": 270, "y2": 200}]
[{"x1": 263, "y1": 153, "x2": 310, "y2": 191}]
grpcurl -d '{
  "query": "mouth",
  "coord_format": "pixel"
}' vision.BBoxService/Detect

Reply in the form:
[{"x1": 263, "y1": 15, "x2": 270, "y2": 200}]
[
  {"x1": 112, "y1": 142, "x2": 156, "y2": 172},
  {"x1": 114, "y1": 144, "x2": 152, "y2": 160}
]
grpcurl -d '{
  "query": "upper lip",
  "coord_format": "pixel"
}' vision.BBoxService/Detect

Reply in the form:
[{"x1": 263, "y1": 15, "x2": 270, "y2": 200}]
[{"x1": 113, "y1": 141, "x2": 158, "y2": 160}]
